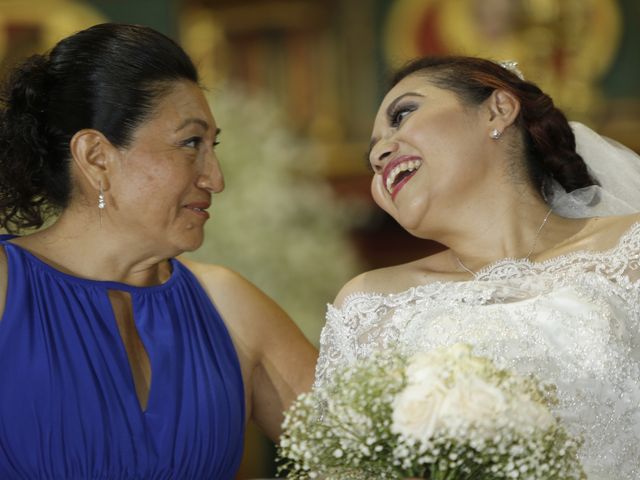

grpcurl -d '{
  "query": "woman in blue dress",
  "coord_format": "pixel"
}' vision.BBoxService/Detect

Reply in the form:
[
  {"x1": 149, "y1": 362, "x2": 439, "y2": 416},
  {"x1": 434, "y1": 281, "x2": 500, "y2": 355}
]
[{"x1": 0, "y1": 23, "x2": 317, "y2": 479}]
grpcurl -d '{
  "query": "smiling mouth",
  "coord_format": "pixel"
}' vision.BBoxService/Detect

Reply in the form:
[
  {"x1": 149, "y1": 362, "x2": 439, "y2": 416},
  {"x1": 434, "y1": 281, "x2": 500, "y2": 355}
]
[
  {"x1": 385, "y1": 160, "x2": 421, "y2": 198},
  {"x1": 184, "y1": 205, "x2": 210, "y2": 219}
]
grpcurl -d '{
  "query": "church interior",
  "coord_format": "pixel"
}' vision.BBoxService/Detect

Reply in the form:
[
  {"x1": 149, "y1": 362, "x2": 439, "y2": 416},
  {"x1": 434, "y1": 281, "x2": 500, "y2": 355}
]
[{"x1": 1, "y1": 0, "x2": 638, "y2": 477}]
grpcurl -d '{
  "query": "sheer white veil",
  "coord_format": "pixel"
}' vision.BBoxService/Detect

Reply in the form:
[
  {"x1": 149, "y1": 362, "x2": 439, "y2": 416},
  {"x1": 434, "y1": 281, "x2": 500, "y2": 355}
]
[{"x1": 546, "y1": 122, "x2": 640, "y2": 218}]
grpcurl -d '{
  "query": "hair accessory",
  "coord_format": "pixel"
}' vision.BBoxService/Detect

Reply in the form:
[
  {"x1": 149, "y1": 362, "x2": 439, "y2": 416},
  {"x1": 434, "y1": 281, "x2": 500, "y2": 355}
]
[
  {"x1": 490, "y1": 128, "x2": 502, "y2": 139},
  {"x1": 546, "y1": 122, "x2": 640, "y2": 217},
  {"x1": 498, "y1": 60, "x2": 525, "y2": 80}
]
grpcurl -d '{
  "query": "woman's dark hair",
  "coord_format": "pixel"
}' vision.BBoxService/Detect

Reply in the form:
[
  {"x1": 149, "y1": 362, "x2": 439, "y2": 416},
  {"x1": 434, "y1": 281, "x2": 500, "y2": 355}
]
[
  {"x1": 0, "y1": 23, "x2": 199, "y2": 232},
  {"x1": 390, "y1": 56, "x2": 597, "y2": 198}
]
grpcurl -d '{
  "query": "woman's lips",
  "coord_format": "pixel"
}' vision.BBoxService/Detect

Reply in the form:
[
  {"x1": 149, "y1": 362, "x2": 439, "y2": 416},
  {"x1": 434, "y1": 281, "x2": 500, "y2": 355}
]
[
  {"x1": 382, "y1": 156, "x2": 422, "y2": 200},
  {"x1": 184, "y1": 202, "x2": 210, "y2": 219},
  {"x1": 390, "y1": 170, "x2": 419, "y2": 200}
]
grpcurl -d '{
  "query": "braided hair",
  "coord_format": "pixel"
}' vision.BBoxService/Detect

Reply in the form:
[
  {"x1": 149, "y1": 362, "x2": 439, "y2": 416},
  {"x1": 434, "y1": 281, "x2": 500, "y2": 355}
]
[{"x1": 390, "y1": 56, "x2": 597, "y2": 197}]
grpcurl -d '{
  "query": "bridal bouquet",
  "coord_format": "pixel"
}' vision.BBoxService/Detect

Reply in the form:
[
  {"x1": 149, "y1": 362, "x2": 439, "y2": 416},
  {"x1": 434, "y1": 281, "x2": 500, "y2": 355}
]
[{"x1": 278, "y1": 344, "x2": 584, "y2": 479}]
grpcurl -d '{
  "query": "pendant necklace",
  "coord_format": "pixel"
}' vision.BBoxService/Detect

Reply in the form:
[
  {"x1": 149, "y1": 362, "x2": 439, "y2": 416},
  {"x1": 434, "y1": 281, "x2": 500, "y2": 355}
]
[{"x1": 455, "y1": 207, "x2": 553, "y2": 279}]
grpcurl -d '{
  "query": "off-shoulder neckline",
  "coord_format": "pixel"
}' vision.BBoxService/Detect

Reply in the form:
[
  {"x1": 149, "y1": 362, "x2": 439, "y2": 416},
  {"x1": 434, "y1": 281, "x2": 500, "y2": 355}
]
[{"x1": 336, "y1": 220, "x2": 640, "y2": 310}]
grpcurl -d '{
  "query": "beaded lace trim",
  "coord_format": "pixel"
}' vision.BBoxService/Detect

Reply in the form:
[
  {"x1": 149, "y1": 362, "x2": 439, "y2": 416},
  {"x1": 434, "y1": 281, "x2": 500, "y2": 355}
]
[{"x1": 315, "y1": 222, "x2": 640, "y2": 479}]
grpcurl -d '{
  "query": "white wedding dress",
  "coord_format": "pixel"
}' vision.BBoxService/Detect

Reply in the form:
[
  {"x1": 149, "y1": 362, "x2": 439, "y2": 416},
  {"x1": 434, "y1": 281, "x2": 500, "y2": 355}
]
[{"x1": 314, "y1": 222, "x2": 640, "y2": 479}]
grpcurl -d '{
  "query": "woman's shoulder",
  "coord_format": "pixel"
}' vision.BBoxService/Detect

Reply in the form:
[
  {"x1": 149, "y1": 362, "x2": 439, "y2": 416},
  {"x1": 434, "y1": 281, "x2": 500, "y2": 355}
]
[
  {"x1": 178, "y1": 257, "x2": 246, "y2": 289},
  {"x1": 559, "y1": 212, "x2": 640, "y2": 253},
  {"x1": 591, "y1": 212, "x2": 640, "y2": 238},
  {"x1": 177, "y1": 258, "x2": 268, "y2": 315},
  {"x1": 177, "y1": 257, "x2": 295, "y2": 333},
  {"x1": 333, "y1": 258, "x2": 443, "y2": 309}
]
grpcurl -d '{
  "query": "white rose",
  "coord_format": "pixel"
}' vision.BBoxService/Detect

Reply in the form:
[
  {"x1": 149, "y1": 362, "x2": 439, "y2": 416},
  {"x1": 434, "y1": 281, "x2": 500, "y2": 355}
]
[
  {"x1": 438, "y1": 376, "x2": 508, "y2": 436},
  {"x1": 391, "y1": 380, "x2": 448, "y2": 442},
  {"x1": 404, "y1": 353, "x2": 440, "y2": 384},
  {"x1": 507, "y1": 395, "x2": 556, "y2": 433}
]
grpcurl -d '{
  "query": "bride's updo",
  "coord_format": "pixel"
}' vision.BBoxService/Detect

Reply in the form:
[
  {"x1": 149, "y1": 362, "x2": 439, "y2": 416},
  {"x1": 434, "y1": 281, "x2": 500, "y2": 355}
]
[
  {"x1": 0, "y1": 23, "x2": 198, "y2": 233},
  {"x1": 390, "y1": 56, "x2": 598, "y2": 198}
]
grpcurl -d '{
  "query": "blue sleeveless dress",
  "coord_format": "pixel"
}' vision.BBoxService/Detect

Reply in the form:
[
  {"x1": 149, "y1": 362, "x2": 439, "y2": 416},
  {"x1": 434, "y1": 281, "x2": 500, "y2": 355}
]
[{"x1": 0, "y1": 236, "x2": 245, "y2": 479}]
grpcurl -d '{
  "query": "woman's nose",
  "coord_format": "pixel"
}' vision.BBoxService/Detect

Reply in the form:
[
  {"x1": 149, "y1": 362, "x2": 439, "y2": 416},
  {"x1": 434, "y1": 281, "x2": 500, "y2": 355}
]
[
  {"x1": 369, "y1": 137, "x2": 399, "y2": 173},
  {"x1": 196, "y1": 152, "x2": 224, "y2": 193}
]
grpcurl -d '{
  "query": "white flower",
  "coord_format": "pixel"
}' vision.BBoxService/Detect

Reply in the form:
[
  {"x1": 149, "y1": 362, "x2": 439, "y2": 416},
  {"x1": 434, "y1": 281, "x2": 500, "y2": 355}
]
[
  {"x1": 507, "y1": 395, "x2": 556, "y2": 433},
  {"x1": 278, "y1": 345, "x2": 584, "y2": 479},
  {"x1": 391, "y1": 379, "x2": 448, "y2": 442},
  {"x1": 439, "y1": 376, "x2": 508, "y2": 433}
]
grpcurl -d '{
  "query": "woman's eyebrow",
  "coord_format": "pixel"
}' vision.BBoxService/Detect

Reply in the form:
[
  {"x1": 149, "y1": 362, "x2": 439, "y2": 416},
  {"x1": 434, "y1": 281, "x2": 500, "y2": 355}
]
[
  {"x1": 385, "y1": 92, "x2": 424, "y2": 119},
  {"x1": 366, "y1": 92, "x2": 425, "y2": 161},
  {"x1": 174, "y1": 118, "x2": 209, "y2": 132}
]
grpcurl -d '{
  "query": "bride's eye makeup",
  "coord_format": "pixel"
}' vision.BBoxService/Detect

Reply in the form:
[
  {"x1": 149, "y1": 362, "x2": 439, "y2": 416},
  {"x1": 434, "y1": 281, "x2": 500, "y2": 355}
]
[{"x1": 389, "y1": 103, "x2": 417, "y2": 127}]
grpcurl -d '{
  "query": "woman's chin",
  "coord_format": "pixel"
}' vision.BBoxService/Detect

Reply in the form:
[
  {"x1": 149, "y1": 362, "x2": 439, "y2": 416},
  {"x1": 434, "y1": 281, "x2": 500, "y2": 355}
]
[{"x1": 170, "y1": 231, "x2": 205, "y2": 255}]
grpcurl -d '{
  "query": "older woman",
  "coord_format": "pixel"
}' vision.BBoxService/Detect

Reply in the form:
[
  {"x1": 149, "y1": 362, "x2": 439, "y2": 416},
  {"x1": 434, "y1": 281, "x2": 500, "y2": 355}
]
[
  {"x1": 315, "y1": 56, "x2": 640, "y2": 478},
  {"x1": 0, "y1": 24, "x2": 316, "y2": 479}
]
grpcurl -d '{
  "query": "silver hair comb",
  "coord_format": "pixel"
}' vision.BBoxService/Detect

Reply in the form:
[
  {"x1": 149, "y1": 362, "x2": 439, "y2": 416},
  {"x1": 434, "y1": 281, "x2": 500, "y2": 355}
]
[{"x1": 498, "y1": 60, "x2": 525, "y2": 80}]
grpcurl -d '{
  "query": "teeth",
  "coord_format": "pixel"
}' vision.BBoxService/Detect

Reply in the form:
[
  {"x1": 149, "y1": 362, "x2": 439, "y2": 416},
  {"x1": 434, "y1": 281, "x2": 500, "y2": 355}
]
[{"x1": 385, "y1": 160, "x2": 421, "y2": 193}]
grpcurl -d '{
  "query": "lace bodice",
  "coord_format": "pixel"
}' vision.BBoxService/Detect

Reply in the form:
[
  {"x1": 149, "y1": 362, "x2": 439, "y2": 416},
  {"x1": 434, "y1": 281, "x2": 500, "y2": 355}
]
[{"x1": 315, "y1": 222, "x2": 640, "y2": 479}]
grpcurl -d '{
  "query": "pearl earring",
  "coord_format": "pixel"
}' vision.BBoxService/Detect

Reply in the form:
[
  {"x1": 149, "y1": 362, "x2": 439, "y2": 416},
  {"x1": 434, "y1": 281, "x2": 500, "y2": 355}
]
[{"x1": 490, "y1": 128, "x2": 502, "y2": 139}]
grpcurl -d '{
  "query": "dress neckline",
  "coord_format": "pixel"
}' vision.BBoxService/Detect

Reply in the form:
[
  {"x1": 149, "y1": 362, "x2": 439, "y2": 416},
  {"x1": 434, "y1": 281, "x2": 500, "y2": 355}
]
[
  {"x1": 338, "y1": 220, "x2": 640, "y2": 310},
  {"x1": 470, "y1": 219, "x2": 640, "y2": 279},
  {"x1": 0, "y1": 235, "x2": 180, "y2": 293}
]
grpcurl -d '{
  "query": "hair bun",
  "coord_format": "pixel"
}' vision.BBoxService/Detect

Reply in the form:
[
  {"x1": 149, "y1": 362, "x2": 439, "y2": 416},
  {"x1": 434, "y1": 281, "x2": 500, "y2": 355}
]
[
  {"x1": 0, "y1": 54, "x2": 53, "y2": 232},
  {"x1": 4, "y1": 54, "x2": 50, "y2": 117}
]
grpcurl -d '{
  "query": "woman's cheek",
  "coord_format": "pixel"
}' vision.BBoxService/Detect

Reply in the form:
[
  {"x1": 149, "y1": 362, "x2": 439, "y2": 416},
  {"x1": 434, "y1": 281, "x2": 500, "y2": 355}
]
[{"x1": 370, "y1": 175, "x2": 390, "y2": 211}]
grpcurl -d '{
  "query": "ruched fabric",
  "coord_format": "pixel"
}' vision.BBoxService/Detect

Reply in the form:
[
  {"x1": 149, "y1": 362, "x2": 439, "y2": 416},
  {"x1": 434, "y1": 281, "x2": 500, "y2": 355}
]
[{"x1": 0, "y1": 236, "x2": 244, "y2": 479}]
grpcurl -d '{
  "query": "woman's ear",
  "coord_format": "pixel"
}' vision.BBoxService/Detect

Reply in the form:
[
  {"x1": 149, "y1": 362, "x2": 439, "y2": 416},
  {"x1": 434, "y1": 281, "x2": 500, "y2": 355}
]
[
  {"x1": 69, "y1": 129, "x2": 116, "y2": 191},
  {"x1": 486, "y1": 89, "x2": 521, "y2": 131}
]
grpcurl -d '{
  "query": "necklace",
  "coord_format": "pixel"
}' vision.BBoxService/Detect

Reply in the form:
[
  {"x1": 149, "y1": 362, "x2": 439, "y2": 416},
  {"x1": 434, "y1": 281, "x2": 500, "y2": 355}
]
[{"x1": 455, "y1": 207, "x2": 553, "y2": 278}]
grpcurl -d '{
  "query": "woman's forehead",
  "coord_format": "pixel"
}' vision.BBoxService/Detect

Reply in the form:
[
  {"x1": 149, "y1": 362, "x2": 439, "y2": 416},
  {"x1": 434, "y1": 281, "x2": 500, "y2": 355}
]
[
  {"x1": 156, "y1": 83, "x2": 214, "y2": 125},
  {"x1": 381, "y1": 75, "x2": 431, "y2": 107}
]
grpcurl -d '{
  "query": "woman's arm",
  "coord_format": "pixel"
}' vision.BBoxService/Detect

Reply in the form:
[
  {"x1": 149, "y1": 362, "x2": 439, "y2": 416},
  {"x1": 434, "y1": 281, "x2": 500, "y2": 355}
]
[{"x1": 185, "y1": 260, "x2": 317, "y2": 441}]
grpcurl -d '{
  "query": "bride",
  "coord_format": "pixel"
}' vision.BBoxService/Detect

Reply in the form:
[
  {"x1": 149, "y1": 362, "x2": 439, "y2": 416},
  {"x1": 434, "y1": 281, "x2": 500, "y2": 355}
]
[{"x1": 314, "y1": 56, "x2": 640, "y2": 479}]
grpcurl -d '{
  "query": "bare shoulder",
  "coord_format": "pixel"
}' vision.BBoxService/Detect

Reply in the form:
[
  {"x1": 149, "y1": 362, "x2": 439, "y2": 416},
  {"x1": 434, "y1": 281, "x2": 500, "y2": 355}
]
[
  {"x1": 177, "y1": 257, "x2": 312, "y2": 349},
  {"x1": 598, "y1": 212, "x2": 640, "y2": 235},
  {"x1": 541, "y1": 213, "x2": 640, "y2": 259},
  {"x1": 333, "y1": 249, "x2": 468, "y2": 309},
  {"x1": 333, "y1": 262, "x2": 421, "y2": 309},
  {"x1": 178, "y1": 257, "x2": 317, "y2": 440},
  {"x1": 179, "y1": 257, "x2": 246, "y2": 292},
  {"x1": 177, "y1": 257, "x2": 276, "y2": 324},
  {"x1": 580, "y1": 212, "x2": 640, "y2": 248}
]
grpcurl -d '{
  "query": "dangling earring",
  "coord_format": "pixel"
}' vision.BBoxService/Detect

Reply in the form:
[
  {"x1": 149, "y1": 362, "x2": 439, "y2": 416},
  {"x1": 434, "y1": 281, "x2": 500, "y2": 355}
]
[
  {"x1": 98, "y1": 184, "x2": 105, "y2": 209},
  {"x1": 98, "y1": 183, "x2": 105, "y2": 227},
  {"x1": 490, "y1": 128, "x2": 502, "y2": 139}
]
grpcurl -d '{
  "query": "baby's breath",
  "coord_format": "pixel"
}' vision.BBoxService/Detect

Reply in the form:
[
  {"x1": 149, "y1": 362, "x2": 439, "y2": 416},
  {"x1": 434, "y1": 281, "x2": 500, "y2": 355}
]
[{"x1": 278, "y1": 344, "x2": 585, "y2": 479}]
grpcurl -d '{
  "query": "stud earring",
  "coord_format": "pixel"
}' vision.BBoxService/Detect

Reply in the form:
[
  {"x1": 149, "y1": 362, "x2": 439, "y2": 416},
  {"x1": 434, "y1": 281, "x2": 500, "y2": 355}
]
[{"x1": 490, "y1": 128, "x2": 502, "y2": 139}]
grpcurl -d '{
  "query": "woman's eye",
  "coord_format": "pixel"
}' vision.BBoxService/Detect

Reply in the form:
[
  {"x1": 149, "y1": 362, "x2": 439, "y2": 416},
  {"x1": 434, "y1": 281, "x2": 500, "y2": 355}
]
[
  {"x1": 390, "y1": 105, "x2": 416, "y2": 127},
  {"x1": 183, "y1": 136, "x2": 202, "y2": 148}
]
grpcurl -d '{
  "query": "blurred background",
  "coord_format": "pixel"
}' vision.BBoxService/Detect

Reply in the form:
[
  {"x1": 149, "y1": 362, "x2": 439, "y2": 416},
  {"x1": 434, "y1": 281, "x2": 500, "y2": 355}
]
[{"x1": 1, "y1": 0, "x2": 638, "y2": 477}]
